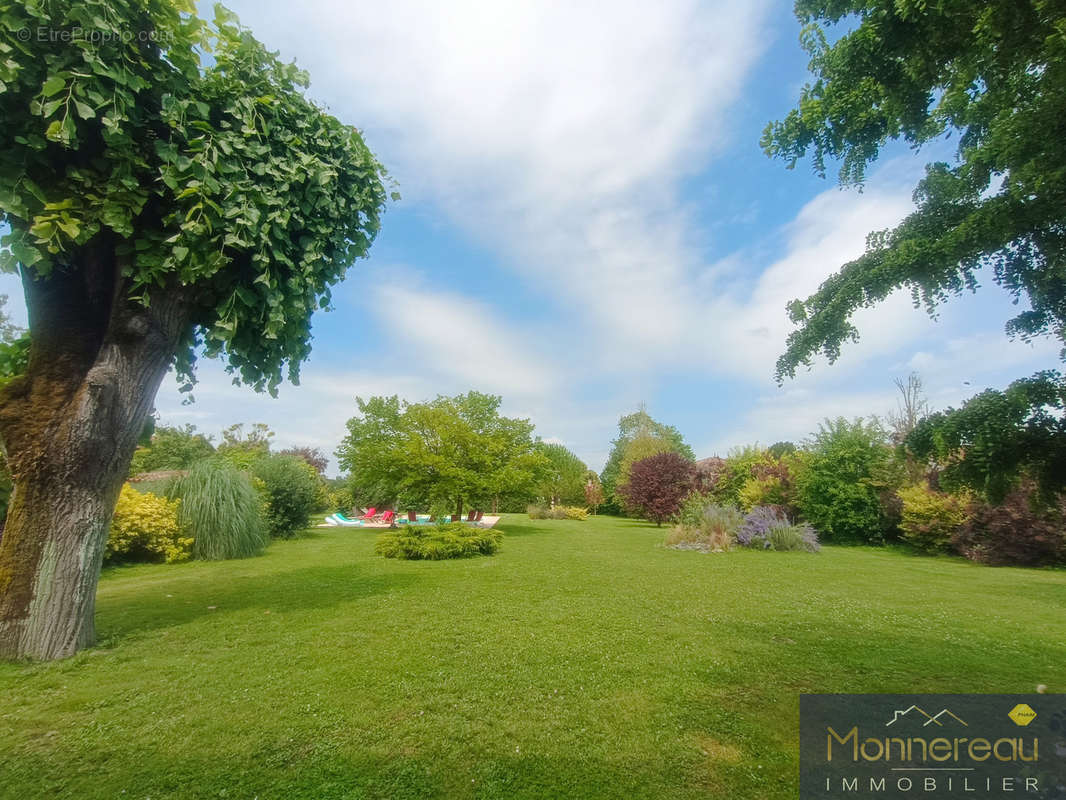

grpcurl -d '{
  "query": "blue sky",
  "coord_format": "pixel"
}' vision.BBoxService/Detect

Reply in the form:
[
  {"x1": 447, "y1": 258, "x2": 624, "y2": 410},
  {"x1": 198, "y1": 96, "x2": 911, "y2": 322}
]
[{"x1": 1, "y1": 0, "x2": 1060, "y2": 475}]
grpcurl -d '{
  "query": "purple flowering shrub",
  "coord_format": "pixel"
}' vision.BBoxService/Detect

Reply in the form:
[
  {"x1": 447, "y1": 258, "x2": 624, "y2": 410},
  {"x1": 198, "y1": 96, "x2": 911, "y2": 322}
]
[{"x1": 738, "y1": 505, "x2": 820, "y2": 553}]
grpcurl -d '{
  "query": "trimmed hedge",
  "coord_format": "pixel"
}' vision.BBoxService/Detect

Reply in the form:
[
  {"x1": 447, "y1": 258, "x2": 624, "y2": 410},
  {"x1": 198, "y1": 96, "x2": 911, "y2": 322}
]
[{"x1": 375, "y1": 522, "x2": 502, "y2": 560}]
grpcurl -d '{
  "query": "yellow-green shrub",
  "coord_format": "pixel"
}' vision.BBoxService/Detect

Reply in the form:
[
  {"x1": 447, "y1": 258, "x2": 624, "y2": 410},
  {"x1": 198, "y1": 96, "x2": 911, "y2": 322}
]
[
  {"x1": 561, "y1": 506, "x2": 589, "y2": 520},
  {"x1": 898, "y1": 485, "x2": 971, "y2": 553},
  {"x1": 737, "y1": 475, "x2": 786, "y2": 511},
  {"x1": 108, "y1": 485, "x2": 192, "y2": 563}
]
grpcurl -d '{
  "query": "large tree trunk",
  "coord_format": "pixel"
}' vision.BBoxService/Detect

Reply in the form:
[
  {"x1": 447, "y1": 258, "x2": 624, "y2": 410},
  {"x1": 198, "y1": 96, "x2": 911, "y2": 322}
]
[{"x1": 0, "y1": 247, "x2": 188, "y2": 660}]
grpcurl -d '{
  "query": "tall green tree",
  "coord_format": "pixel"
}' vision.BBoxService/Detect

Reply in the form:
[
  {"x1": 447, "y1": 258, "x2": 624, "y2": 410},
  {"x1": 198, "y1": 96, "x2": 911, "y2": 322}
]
[
  {"x1": 128, "y1": 424, "x2": 215, "y2": 474},
  {"x1": 0, "y1": 1, "x2": 390, "y2": 660},
  {"x1": 336, "y1": 392, "x2": 548, "y2": 516},
  {"x1": 535, "y1": 442, "x2": 587, "y2": 507},
  {"x1": 765, "y1": 0, "x2": 1066, "y2": 498},
  {"x1": 599, "y1": 407, "x2": 693, "y2": 513}
]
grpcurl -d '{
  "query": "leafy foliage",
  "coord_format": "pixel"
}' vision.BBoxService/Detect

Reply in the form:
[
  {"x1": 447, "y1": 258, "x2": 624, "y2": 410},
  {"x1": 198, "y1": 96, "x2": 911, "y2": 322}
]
[
  {"x1": 897, "y1": 485, "x2": 971, "y2": 554},
  {"x1": 735, "y1": 506, "x2": 820, "y2": 552},
  {"x1": 129, "y1": 424, "x2": 215, "y2": 475},
  {"x1": 951, "y1": 485, "x2": 1066, "y2": 567},
  {"x1": 252, "y1": 454, "x2": 319, "y2": 538},
  {"x1": 278, "y1": 446, "x2": 328, "y2": 475},
  {"x1": 616, "y1": 452, "x2": 696, "y2": 525},
  {"x1": 337, "y1": 392, "x2": 547, "y2": 514},
  {"x1": 375, "y1": 522, "x2": 502, "y2": 560},
  {"x1": 107, "y1": 485, "x2": 192, "y2": 564},
  {"x1": 216, "y1": 423, "x2": 274, "y2": 471},
  {"x1": 906, "y1": 372, "x2": 1066, "y2": 501},
  {"x1": 599, "y1": 407, "x2": 693, "y2": 512},
  {"x1": 795, "y1": 418, "x2": 892, "y2": 543},
  {"x1": 167, "y1": 459, "x2": 267, "y2": 560},
  {"x1": 535, "y1": 442, "x2": 588, "y2": 506},
  {"x1": 583, "y1": 472, "x2": 605, "y2": 513},
  {"x1": 767, "y1": 1, "x2": 1066, "y2": 381},
  {"x1": 766, "y1": 1, "x2": 1066, "y2": 500},
  {"x1": 0, "y1": 0, "x2": 391, "y2": 394}
]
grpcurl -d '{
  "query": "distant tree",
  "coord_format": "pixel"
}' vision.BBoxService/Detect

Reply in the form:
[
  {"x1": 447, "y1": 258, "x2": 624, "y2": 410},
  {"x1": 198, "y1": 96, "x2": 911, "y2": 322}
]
[
  {"x1": 216, "y1": 423, "x2": 274, "y2": 470},
  {"x1": 887, "y1": 373, "x2": 930, "y2": 446},
  {"x1": 0, "y1": 1, "x2": 390, "y2": 660},
  {"x1": 767, "y1": 441, "x2": 796, "y2": 459},
  {"x1": 337, "y1": 392, "x2": 549, "y2": 516},
  {"x1": 766, "y1": 0, "x2": 1066, "y2": 500},
  {"x1": 617, "y1": 452, "x2": 696, "y2": 526},
  {"x1": 0, "y1": 295, "x2": 21, "y2": 343},
  {"x1": 535, "y1": 442, "x2": 587, "y2": 507},
  {"x1": 600, "y1": 406, "x2": 693, "y2": 513},
  {"x1": 583, "y1": 471, "x2": 605, "y2": 514},
  {"x1": 129, "y1": 424, "x2": 215, "y2": 474},
  {"x1": 279, "y1": 446, "x2": 329, "y2": 475}
]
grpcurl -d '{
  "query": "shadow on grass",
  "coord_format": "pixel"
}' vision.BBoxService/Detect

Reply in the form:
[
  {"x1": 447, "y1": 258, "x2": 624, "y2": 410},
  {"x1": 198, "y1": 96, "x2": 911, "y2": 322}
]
[{"x1": 96, "y1": 564, "x2": 416, "y2": 641}]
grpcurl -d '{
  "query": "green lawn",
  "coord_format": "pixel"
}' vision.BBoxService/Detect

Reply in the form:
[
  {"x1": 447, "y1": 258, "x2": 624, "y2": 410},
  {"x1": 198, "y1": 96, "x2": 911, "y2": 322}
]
[{"x1": 1, "y1": 514, "x2": 1063, "y2": 799}]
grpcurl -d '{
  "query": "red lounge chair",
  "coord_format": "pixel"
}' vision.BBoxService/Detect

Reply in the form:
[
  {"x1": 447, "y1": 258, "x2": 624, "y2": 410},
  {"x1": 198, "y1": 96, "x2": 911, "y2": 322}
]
[
  {"x1": 475, "y1": 511, "x2": 483, "y2": 522},
  {"x1": 379, "y1": 510, "x2": 395, "y2": 525},
  {"x1": 407, "y1": 511, "x2": 417, "y2": 523},
  {"x1": 466, "y1": 510, "x2": 477, "y2": 522},
  {"x1": 450, "y1": 514, "x2": 460, "y2": 522},
  {"x1": 360, "y1": 507, "x2": 377, "y2": 520}
]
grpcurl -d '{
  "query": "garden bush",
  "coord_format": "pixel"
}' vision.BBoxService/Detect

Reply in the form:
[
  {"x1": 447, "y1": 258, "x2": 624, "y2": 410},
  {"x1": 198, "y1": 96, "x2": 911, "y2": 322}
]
[
  {"x1": 107, "y1": 485, "x2": 192, "y2": 563},
  {"x1": 666, "y1": 499, "x2": 743, "y2": 552},
  {"x1": 252, "y1": 454, "x2": 320, "y2": 537},
  {"x1": 768, "y1": 522, "x2": 820, "y2": 552},
  {"x1": 168, "y1": 459, "x2": 268, "y2": 560},
  {"x1": 527, "y1": 504, "x2": 588, "y2": 520},
  {"x1": 795, "y1": 418, "x2": 893, "y2": 544},
  {"x1": 898, "y1": 485, "x2": 971, "y2": 553},
  {"x1": 736, "y1": 505, "x2": 788, "y2": 547},
  {"x1": 951, "y1": 486, "x2": 1066, "y2": 566},
  {"x1": 735, "y1": 506, "x2": 820, "y2": 552},
  {"x1": 375, "y1": 522, "x2": 502, "y2": 560}
]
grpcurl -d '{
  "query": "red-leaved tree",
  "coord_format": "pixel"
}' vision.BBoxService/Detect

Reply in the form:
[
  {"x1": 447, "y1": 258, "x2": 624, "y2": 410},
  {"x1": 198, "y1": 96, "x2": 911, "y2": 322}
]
[{"x1": 617, "y1": 452, "x2": 695, "y2": 525}]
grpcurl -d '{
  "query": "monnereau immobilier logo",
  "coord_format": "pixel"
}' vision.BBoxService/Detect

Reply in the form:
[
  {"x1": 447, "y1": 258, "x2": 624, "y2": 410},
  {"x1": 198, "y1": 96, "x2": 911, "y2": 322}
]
[{"x1": 800, "y1": 694, "x2": 1066, "y2": 799}]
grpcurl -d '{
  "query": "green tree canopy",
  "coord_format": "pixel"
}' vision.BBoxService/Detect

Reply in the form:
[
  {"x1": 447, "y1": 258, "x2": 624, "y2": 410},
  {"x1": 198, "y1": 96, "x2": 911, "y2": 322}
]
[
  {"x1": 0, "y1": 0, "x2": 390, "y2": 660},
  {"x1": 599, "y1": 407, "x2": 693, "y2": 512},
  {"x1": 764, "y1": 0, "x2": 1066, "y2": 498},
  {"x1": 535, "y1": 442, "x2": 588, "y2": 507},
  {"x1": 129, "y1": 423, "x2": 215, "y2": 474},
  {"x1": 336, "y1": 392, "x2": 548, "y2": 515}
]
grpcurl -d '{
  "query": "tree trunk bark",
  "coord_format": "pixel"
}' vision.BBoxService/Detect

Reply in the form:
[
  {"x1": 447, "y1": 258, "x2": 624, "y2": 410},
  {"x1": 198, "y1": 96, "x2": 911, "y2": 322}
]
[{"x1": 0, "y1": 250, "x2": 189, "y2": 660}]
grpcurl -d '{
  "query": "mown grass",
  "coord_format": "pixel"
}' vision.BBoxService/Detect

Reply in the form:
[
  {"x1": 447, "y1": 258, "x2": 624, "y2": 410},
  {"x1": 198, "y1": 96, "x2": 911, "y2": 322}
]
[{"x1": 1, "y1": 514, "x2": 1063, "y2": 799}]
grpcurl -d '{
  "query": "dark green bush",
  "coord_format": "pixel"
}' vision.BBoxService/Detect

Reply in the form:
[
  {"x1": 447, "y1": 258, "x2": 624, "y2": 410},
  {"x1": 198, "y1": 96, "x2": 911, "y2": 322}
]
[
  {"x1": 252, "y1": 454, "x2": 319, "y2": 537},
  {"x1": 167, "y1": 459, "x2": 268, "y2": 560},
  {"x1": 375, "y1": 522, "x2": 502, "y2": 560}
]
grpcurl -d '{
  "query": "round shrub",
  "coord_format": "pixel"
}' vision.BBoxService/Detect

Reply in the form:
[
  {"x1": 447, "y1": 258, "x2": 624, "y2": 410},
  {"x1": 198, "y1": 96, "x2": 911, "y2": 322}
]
[
  {"x1": 108, "y1": 484, "x2": 192, "y2": 563},
  {"x1": 898, "y1": 485, "x2": 971, "y2": 553},
  {"x1": 375, "y1": 522, "x2": 502, "y2": 560},
  {"x1": 252, "y1": 454, "x2": 319, "y2": 537},
  {"x1": 168, "y1": 459, "x2": 268, "y2": 560}
]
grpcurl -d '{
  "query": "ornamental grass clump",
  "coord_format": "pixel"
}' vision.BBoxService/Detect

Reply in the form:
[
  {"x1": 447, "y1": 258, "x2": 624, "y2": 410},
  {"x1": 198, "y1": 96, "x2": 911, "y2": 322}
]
[
  {"x1": 375, "y1": 522, "x2": 502, "y2": 560},
  {"x1": 167, "y1": 459, "x2": 269, "y2": 560},
  {"x1": 666, "y1": 498, "x2": 743, "y2": 552}
]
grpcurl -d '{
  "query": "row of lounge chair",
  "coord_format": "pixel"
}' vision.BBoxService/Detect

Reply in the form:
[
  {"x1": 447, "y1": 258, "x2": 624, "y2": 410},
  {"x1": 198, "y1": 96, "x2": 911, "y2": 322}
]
[{"x1": 322, "y1": 508, "x2": 485, "y2": 527}]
